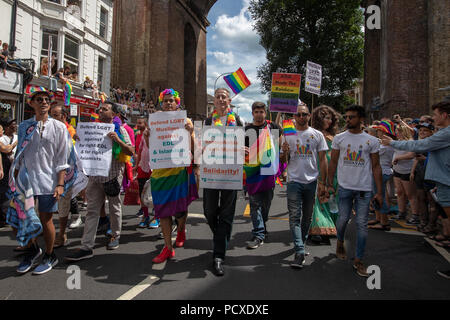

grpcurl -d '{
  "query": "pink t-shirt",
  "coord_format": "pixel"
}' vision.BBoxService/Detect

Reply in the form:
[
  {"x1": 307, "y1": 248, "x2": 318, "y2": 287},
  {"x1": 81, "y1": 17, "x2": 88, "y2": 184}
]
[{"x1": 122, "y1": 123, "x2": 135, "y2": 146}]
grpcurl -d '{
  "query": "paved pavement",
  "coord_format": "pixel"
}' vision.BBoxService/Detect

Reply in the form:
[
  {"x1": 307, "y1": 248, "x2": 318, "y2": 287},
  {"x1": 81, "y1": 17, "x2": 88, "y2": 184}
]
[{"x1": 0, "y1": 186, "x2": 449, "y2": 300}]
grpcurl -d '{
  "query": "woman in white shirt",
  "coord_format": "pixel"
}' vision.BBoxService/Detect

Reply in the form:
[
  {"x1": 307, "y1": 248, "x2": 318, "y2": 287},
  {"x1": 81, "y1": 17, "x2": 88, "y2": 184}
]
[{"x1": 391, "y1": 124, "x2": 419, "y2": 222}]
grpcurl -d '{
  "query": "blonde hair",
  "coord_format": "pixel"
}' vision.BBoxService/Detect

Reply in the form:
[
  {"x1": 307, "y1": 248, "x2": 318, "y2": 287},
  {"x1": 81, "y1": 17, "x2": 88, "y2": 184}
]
[
  {"x1": 396, "y1": 124, "x2": 412, "y2": 140},
  {"x1": 214, "y1": 87, "x2": 230, "y2": 97}
]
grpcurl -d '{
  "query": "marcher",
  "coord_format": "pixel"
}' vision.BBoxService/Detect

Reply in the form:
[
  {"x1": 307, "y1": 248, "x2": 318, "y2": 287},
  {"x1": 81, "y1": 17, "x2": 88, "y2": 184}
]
[
  {"x1": 280, "y1": 102, "x2": 328, "y2": 268},
  {"x1": 203, "y1": 88, "x2": 244, "y2": 276},
  {"x1": 327, "y1": 105, "x2": 383, "y2": 277}
]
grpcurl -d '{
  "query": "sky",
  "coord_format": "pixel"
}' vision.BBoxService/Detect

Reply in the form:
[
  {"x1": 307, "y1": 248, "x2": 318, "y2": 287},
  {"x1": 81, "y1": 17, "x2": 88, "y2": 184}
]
[{"x1": 206, "y1": 0, "x2": 268, "y2": 123}]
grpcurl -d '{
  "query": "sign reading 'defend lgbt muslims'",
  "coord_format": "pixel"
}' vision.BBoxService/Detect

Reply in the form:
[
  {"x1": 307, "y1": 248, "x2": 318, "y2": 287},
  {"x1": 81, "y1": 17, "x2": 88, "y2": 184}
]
[
  {"x1": 305, "y1": 60, "x2": 322, "y2": 95},
  {"x1": 269, "y1": 73, "x2": 302, "y2": 113},
  {"x1": 199, "y1": 126, "x2": 244, "y2": 190},
  {"x1": 148, "y1": 110, "x2": 191, "y2": 170},
  {"x1": 75, "y1": 122, "x2": 114, "y2": 177}
]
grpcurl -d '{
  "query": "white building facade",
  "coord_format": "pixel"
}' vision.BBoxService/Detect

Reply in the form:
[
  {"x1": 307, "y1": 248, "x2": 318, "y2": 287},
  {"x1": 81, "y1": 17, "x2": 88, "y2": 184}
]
[{"x1": 0, "y1": 0, "x2": 113, "y2": 94}]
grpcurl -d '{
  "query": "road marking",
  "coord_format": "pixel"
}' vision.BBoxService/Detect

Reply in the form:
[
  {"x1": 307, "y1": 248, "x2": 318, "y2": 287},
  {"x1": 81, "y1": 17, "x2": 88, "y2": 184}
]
[
  {"x1": 244, "y1": 204, "x2": 250, "y2": 217},
  {"x1": 188, "y1": 213, "x2": 205, "y2": 219},
  {"x1": 389, "y1": 228, "x2": 423, "y2": 236},
  {"x1": 117, "y1": 275, "x2": 160, "y2": 300},
  {"x1": 424, "y1": 238, "x2": 450, "y2": 263},
  {"x1": 393, "y1": 220, "x2": 418, "y2": 230}
]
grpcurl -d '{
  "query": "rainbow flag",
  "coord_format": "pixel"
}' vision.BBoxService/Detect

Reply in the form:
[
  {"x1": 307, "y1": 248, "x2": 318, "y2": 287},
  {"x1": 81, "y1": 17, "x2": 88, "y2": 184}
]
[
  {"x1": 282, "y1": 119, "x2": 296, "y2": 136},
  {"x1": 244, "y1": 128, "x2": 276, "y2": 195},
  {"x1": 64, "y1": 80, "x2": 72, "y2": 106},
  {"x1": 151, "y1": 167, "x2": 198, "y2": 218},
  {"x1": 224, "y1": 68, "x2": 251, "y2": 95},
  {"x1": 90, "y1": 113, "x2": 99, "y2": 122}
]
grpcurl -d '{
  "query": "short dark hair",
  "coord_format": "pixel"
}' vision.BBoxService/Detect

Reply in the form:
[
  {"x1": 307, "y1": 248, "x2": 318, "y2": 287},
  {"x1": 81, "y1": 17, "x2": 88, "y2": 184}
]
[
  {"x1": 345, "y1": 105, "x2": 366, "y2": 118},
  {"x1": 252, "y1": 101, "x2": 266, "y2": 112},
  {"x1": 432, "y1": 100, "x2": 450, "y2": 114}
]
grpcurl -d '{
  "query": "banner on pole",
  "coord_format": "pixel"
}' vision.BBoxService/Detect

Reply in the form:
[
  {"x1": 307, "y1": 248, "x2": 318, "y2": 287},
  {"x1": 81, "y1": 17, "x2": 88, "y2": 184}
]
[
  {"x1": 269, "y1": 73, "x2": 301, "y2": 113},
  {"x1": 305, "y1": 61, "x2": 322, "y2": 95}
]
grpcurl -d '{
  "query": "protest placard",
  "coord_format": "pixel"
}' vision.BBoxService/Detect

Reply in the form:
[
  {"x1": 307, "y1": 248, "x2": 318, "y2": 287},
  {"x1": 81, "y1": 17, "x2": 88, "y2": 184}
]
[
  {"x1": 75, "y1": 122, "x2": 114, "y2": 177},
  {"x1": 149, "y1": 111, "x2": 191, "y2": 170},
  {"x1": 269, "y1": 73, "x2": 302, "y2": 113},
  {"x1": 200, "y1": 126, "x2": 244, "y2": 190},
  {"x1": 305, "y1": 61, "x2": 322, "y2": 95}
]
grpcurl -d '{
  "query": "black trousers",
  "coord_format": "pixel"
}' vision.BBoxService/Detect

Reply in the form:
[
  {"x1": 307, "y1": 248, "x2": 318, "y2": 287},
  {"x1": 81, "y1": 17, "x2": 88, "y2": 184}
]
[{"x1": 203, "y1": 189, "x2": 238, "y2": 260}]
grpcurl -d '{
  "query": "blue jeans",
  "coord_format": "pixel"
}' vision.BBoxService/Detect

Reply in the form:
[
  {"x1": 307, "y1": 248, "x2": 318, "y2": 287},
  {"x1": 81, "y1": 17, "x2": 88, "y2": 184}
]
[
  {"x1": 249, "y1": 188, "x2": 274, "y2": 240},
  {"x1": 336, "y1": 187, "x2": 371, "y2": 260},
  {"x1": 373, "y1": 174, "x2": 393, "y2": 214},
  {"x1": 287, "y1": 181, "x2": 317, "y2": 255}
]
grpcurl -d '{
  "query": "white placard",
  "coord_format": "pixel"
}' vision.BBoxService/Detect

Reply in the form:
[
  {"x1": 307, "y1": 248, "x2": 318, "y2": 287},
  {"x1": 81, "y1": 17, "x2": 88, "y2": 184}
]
[
  {"x1": 70, "y1": 104, "x2": 78, "y2": 117},
  {"x1": 148, "y1": 110, "x2": 191, "y2": 169},
  {"x1": 305, "y1": 60, "x2": 322, "y2": 95},
  {"x1": 200, "y1": 126, "x2": 243, "y2": 190},
  {"x1": 75, "y1": 122, "x2": 114, "y2": 177}
]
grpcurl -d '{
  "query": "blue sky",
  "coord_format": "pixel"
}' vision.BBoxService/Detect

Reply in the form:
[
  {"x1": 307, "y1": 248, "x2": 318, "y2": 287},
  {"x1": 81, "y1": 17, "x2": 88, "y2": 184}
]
[{"x1": 206, "y1": 0, "x2": 268, "y2": 123}]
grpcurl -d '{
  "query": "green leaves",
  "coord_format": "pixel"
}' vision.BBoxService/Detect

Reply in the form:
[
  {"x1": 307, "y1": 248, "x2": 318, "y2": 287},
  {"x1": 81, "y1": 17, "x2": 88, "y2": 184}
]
[{"x1": 249, "y1": 0, "x2": 364, "y2": 113}]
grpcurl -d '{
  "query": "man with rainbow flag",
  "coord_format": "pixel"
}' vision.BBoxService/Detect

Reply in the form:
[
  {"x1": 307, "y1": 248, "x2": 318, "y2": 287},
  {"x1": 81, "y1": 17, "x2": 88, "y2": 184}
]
[
  {"x1": 244, "y1": 101, "x2": 282, "y2": 250},
  {"x1": 280, "y1": 101, "x2": 329, "y2": 269},
  {"x1": 65, "y1": 100, "x2": 134, "y2": 261},
  {"x1": 203, "y1": 87, "x2": 244, "y2": 276}
]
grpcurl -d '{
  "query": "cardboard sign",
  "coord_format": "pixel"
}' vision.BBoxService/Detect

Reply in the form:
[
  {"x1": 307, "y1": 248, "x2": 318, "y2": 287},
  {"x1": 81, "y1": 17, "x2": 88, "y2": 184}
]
[
  {"x1": 305, "y1": 61, "x2": 322, "y2": 95},
  {"x1": 269, "y1": 73, "x2": 301, "y2": 113}
]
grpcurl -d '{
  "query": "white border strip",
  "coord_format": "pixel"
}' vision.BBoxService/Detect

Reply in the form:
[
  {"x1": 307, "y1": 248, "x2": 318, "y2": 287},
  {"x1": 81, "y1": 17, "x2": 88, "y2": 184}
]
[
  {"x1": 117, "y1": 275, "x2": 160, "y2": 300},
  {"x1": 425, "y1": 238, "x2": 450, "y2": 263}
]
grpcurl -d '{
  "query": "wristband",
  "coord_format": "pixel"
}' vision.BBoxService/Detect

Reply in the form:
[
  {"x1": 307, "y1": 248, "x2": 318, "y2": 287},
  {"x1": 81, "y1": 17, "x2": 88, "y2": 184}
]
[{"x1": 57, "y1": 184, "x2": 64, "y2": 188}]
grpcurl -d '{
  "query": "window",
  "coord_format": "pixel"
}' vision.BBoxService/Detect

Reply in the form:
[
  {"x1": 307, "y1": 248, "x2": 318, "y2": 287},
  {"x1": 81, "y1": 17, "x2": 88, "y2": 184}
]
[
  {"x1": 64, "y1": 35, "x2": 79, "y2": 75},
  {"x1": 99, "y1": 7, "x2": 108, "y2": 38},
  {"x1": 97, "y1": 57, "x2": 104, "y2": 90},
  {"x1": 40, "y1": 29, "x2": 58, "y2": 76},
  {"x1": 46, "y1": 0, "x2": 62, "y2": 4}
]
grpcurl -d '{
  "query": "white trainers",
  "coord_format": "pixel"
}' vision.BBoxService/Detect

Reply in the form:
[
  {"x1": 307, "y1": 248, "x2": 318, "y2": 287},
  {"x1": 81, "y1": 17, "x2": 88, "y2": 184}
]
[{"x1": 69, "y1": 216, "x2": 83, "y2": 229}]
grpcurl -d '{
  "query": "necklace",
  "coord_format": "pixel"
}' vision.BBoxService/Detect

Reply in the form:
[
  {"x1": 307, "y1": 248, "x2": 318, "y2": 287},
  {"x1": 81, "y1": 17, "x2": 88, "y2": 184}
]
[{"x1": 212, "y1": 108, "x2": 236, "y2": 126}]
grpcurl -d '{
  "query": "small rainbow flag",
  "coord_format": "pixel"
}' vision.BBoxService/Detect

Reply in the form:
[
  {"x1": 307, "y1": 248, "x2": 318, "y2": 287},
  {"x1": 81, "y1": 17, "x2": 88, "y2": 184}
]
[
  {"x1": 90, "y1": 113, "x2": 99, "y2": 122},
  {"x1": 64, "y1": 80, "x2": 72, "y2": 107},
  {"x1": 100, "y1": 92, "x2": 107, "y2": 103},
  {"x1": 282, "y1": 119, "x2": 296, "y2": 136},
  {"x1": 224, "y1": 68, "x2": 251, "y2": 95}
]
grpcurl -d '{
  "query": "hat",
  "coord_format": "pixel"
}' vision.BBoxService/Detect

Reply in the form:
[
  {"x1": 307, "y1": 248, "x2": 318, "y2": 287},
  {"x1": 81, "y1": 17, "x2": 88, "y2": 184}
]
[
  {"x1": 409, "y1": 119, "x2": 420, "y2": 125},
  {"x1": 374, "y1": 120, "x2": 396, "y2": 137},
  {"x1": 0, "y1": 116, "x2": 16, "y2": 127},
  {"x1": 416, "y1": 122, "x2": 435, "y2": 131},
  {"x1": 27, "y1": 87, "x2": 54, "y2": 104},
  {"x1": 117, "y1": 104, "x2": 128, "y2": 120}
]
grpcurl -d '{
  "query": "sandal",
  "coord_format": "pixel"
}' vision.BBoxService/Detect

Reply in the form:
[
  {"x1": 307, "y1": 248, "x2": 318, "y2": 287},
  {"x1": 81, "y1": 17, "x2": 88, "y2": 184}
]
[
  {"x1": 369, "y1": 223, "x2": 391, "y2": 231},
  {"x1": 368, "y1": 220, "x2": 380, "y2": 226}
]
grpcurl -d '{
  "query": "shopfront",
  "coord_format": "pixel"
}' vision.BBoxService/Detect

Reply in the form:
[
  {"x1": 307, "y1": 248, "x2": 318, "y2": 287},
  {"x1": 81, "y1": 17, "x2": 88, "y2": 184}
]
[{"x1": 0, "y1": 69, "x2": 23, "y2": 121}]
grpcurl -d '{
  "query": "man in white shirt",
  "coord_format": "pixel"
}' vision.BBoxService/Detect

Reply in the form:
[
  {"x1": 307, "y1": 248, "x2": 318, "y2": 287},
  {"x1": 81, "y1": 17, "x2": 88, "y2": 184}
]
[
  {"x1": 16, "y1": 88, "x2": 71, "y2": 275},
  {"x1": 327, "y1": 105, "x2": 383, "y2": 277},
  {"x1": 281, "y1": 102, "x2": 328, "y2": 269}
]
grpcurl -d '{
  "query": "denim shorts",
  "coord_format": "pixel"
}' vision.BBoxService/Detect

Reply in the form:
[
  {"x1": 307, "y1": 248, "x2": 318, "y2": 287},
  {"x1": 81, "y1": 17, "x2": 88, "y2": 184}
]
[
  {"x1": 436, "y1": 183, "x2": 450, "y2": 208},
  {"x1": 36, "y1": 195, "x2": 58, "y2": 213}
]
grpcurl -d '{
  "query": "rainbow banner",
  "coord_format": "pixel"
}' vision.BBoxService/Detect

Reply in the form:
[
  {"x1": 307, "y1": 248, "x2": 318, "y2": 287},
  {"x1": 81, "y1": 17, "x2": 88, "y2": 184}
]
[
  {"x1": 244, "y1": 128, "x2": 276, "y2": 195},
  {"x1": 224, "y1": 68, "x2": 251, "y2": 95},
  {"x1": 282, "y1": 119, "x2": 296, "y2": 136},
  {"x1": 269, "y1": 73, "x2": 301, "y2": 113},
  {"x1": 64, "y1": 80, "x2": 72, "y2": 107}
]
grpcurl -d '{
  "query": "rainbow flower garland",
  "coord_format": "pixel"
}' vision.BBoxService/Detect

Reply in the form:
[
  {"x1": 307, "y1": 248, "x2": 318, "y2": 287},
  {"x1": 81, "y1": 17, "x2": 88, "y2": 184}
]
[{"x1": 212, "y1": 108, "x2": 236, "y2": 126}]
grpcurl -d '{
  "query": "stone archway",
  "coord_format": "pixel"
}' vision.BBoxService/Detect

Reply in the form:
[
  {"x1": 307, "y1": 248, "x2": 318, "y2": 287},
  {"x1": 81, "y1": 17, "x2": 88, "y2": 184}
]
[{"x1": 184, "y1": 23, "x2": 197, "y2": 117}]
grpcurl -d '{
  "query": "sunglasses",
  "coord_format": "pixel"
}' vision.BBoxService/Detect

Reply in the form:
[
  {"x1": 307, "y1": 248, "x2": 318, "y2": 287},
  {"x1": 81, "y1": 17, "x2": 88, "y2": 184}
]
[
  {"x1": 343, "y1": 115, "x2": 357, "y2": 120},
  {"x1": 295, "y1": 112, "x2": 310, "y2": 118},
  {"x1": 35, "y1": 97, "x2": 50, "y2": 103}
]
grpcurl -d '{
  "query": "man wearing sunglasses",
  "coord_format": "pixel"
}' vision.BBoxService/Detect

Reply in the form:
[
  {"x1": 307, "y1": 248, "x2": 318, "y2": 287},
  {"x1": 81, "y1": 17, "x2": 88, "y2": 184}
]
[
  {"x1": 280, "y1": 102, "x2": 328, "y2": 269},
  {"x1": 13, "y1": 88, "x2": 71, "y2": 275},
  {"x1": 327, "y1": 105, "x2": 383, "y2": 277}
]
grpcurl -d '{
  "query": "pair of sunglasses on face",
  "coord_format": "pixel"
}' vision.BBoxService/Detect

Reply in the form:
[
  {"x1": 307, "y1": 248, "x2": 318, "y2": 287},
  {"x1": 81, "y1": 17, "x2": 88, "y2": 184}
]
[{"x1": 294, "y1": 112, "x2": 310, "y2": 118}]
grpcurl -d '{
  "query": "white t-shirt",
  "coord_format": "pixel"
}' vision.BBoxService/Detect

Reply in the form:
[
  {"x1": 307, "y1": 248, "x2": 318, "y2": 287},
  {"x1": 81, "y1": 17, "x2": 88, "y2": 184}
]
[
  {"x1": 0, "y1": 134, "x2": 18, "y2": 161},
  {"x1": 283, "y1": 127, "x2": 328, "y2": 184},
  {"x1": 393, "y1": 150, "x2": 414, "y2": 175},
  {"x1": 379, "y1": 145, "x2": 394, "y2": 176},
  {"x1": 332, "y1": 130, "x2": 380, "y2": 191}
]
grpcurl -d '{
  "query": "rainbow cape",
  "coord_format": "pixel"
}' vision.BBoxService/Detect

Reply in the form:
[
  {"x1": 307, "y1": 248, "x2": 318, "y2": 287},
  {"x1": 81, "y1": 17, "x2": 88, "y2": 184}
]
[
  {"x1": 151, "y1": 166, "x2": 198, "y2": 218},
  {"x1": 282, "y1": 119, "x2": 296, "y2": 136},
  {"x1": 224, "y1": 68, "x2": 251, "y2": 95},
  {"x1": 243, "y1": 126, "x2": 277, "y2": 195},
  {"x1": 64, "y1": 80, "x2": 72, "y2": 107}
]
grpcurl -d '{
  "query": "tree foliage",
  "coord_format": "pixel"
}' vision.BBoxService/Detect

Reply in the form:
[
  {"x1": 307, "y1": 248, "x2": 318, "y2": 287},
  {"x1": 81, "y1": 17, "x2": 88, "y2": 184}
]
[{"x1": 249, "y1": 0, "x2": 364, "y2": 112}]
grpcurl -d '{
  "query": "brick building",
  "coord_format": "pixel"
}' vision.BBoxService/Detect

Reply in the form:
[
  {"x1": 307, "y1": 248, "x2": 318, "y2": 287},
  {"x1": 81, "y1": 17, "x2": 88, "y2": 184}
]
[
  {"x1": 111, "y1": 0, "x2": 217, "y2": 120},
  {"x1": 363, "y1": 0, "x2": 450, "y2": 121}
]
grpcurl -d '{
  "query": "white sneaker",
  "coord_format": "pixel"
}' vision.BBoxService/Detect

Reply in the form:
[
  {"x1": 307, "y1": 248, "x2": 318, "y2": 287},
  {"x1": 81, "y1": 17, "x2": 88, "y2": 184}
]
[{"x1": 69, "y1": 216, "x2": 83, "y2": 229}]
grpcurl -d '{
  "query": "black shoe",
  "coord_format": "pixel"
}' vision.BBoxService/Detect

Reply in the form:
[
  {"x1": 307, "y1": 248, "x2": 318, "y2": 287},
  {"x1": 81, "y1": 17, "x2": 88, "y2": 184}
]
[
  {"x1": 290, "y1": 253, "x2": 305, "y2": 269},
  {"x1": 247, "y1": 237, "x2": 263, "y2": 249},
  {"x1": 65, "y1": 249, "x2": 94, "y2": 262},
  {"x1": 310, "y1": 235, "x2": 322, "y2": 244},
  {"x1": 213, "y1": 258, "x2": 224, "y2": 276}
]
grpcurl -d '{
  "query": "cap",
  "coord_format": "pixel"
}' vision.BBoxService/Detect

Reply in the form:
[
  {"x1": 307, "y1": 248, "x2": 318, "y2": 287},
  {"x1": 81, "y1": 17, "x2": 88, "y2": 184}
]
[
  {"x1": 416, "y1": 122, "x2": 435, "y2": 131},
  {"x1": 27, "y1": 87, "x2": 54, "y2": 104},
  {"x1": 409, "y1": 119, "x2": 420, "y2": 125}
]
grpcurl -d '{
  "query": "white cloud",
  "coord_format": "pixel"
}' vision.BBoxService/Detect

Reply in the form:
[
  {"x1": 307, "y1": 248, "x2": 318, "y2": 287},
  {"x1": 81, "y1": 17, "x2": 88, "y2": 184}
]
[{"x1": 207, "y1": 51, "x2": 235, "y2": 65}]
